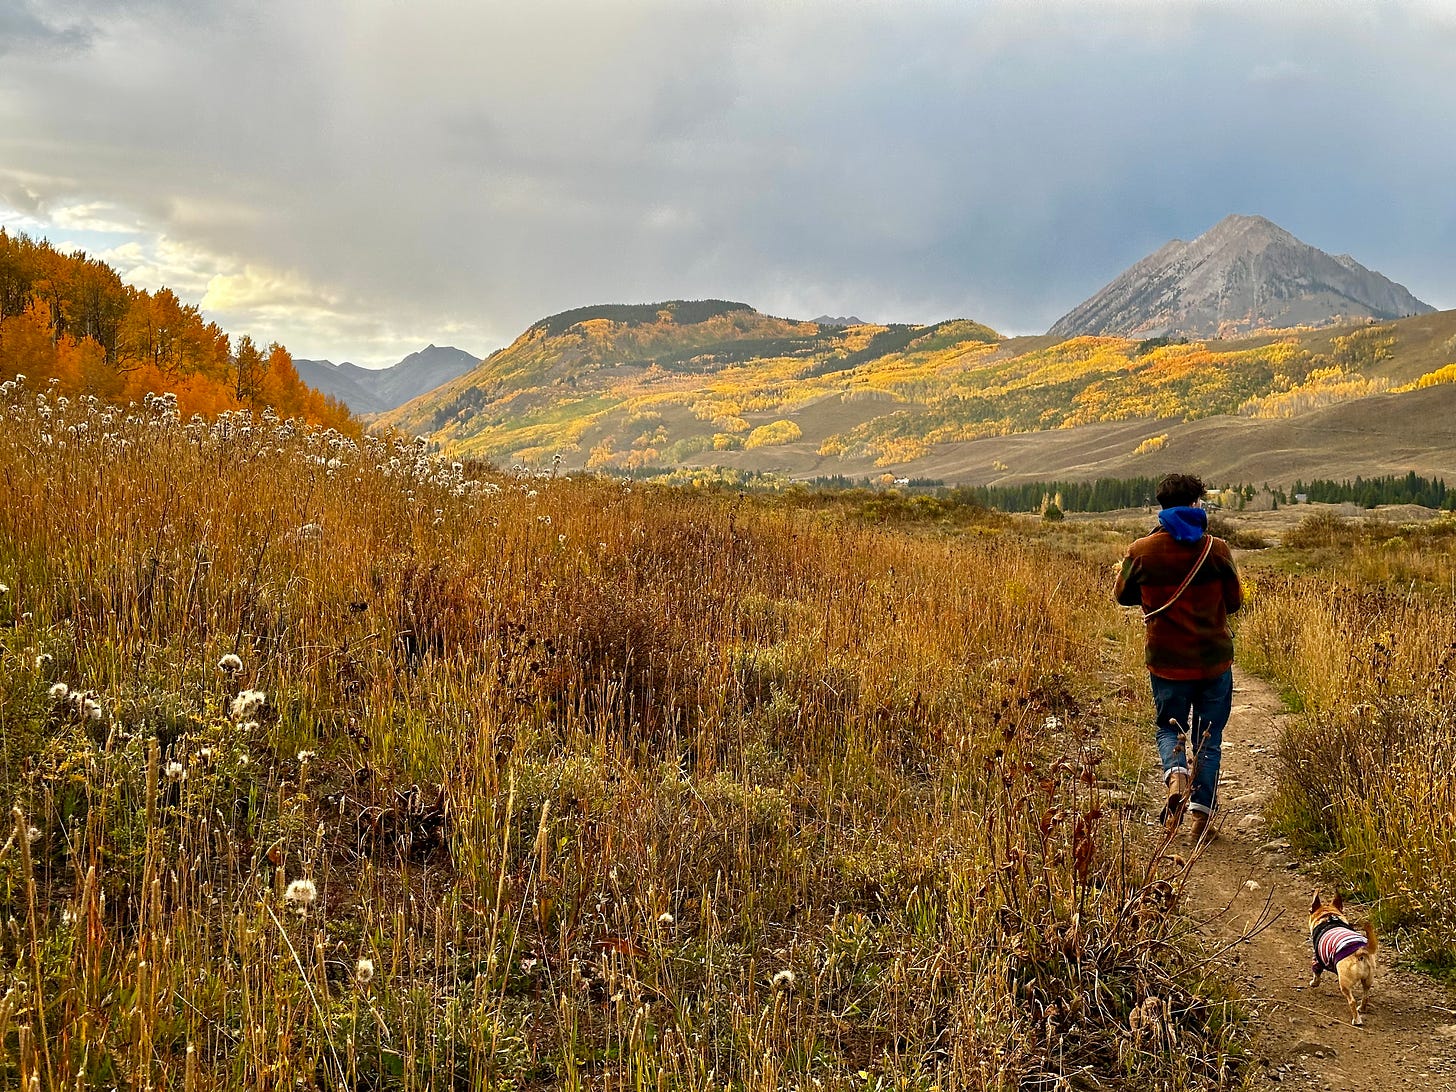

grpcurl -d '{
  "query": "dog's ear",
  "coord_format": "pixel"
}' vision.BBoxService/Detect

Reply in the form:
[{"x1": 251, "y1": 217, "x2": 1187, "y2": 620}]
[
  {"x1": 1333, "y1": 891, "x2": 1344, "y2": 911},
  {"x1": 1310, "y1": 890, "x2": 1322, "y2": 913}
]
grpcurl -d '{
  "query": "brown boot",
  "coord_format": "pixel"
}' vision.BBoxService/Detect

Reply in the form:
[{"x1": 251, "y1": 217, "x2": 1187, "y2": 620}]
[
  {"x1": 1163, "y1": 772, "x2": 1190, "y2": 833},
  {"x1": 1187, "y1": 812, "x2": 1212, "y2": 846}
]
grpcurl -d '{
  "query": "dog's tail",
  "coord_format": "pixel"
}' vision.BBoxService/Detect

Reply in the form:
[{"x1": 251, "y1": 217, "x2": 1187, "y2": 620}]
[{"x1": 1360, "y1": 922, "x2": 1379, "y2": 958}]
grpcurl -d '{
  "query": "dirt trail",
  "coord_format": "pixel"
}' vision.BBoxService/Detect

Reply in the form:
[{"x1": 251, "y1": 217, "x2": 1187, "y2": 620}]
[{"x1": 1186, "y1": 668, "x2": 1456, "y2": 1089}]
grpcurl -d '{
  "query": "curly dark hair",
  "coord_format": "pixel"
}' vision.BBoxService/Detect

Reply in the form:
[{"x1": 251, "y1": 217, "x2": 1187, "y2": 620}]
[{"x1": 1155, "y1": 473, "x2": 1206, "y2": 509}]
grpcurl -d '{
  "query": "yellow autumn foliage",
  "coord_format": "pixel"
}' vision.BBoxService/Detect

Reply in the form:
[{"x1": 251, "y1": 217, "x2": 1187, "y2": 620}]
[
  {"x1": 1394, "y1": 363, "x2": 1456, "y2": 393},
  {"x1": 385, "y1": 298, "x2": 1413, "y2": 471},
  {"x1": 1238, "y1": 367, "x2": 1389, "y2": 418},
  {"x1": 1331, "y1": 324, "x2": 1397, "y2": 370},
  {"x1": 691, "y1": 398, "x2": 741, "y2": 421},
  {"x1": 871, "y1": 436, "x2": 933, "y2": 466},
  {"x1": 744, "y1": 419, "x2": 803, "y2": 449},
  {"x1": 572, "y1": 317, "x2": 618, "y2": 337}
]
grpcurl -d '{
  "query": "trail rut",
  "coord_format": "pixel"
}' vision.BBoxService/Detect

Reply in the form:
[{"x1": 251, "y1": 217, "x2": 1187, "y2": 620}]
[{"x1": 1184, "y1": 669, "x2": 1456, "y2": 1089}]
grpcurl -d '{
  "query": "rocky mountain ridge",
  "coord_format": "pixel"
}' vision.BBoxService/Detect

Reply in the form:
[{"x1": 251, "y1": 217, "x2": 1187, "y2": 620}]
[
  {"x1": 1048, "y1": 214, "x2": 1433, "y2": 339},
  {"x1": 295, "y1": 344, "x2": 478, "y2": 415}
]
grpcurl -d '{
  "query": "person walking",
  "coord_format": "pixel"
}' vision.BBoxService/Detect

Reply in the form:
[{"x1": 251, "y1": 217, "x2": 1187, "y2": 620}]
[{"x1": 1114, "y1": 473, "x2": 1243, "y2": 845}]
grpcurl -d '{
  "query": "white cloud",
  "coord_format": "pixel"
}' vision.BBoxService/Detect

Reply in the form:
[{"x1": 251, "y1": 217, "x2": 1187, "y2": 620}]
[
  {"x1": 94, "y1": 235, "x2": 224, "y2": 298},
  {"x1": 3, "y1": 197, "x2": 495, "y2": 366},
  {"x1": 49, "y1": 201, "x2": 146, "y2": 234},
  {"x1": 203, "y1": 266, "x2": 340, "y2": 317},
  {"x1": 195, "y1": 260, "x2": 500, "y2": 365}
]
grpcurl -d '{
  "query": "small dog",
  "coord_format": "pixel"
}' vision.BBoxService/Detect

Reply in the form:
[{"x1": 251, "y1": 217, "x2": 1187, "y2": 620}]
[{"x1": 1308, "y1": 890, "x2": 1378, "y2": 1026}]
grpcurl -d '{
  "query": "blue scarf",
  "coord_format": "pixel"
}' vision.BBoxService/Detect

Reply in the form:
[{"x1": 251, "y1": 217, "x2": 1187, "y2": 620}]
[{"x1": 1158, "y1": 505, "x2": 1207, "y2": 543}]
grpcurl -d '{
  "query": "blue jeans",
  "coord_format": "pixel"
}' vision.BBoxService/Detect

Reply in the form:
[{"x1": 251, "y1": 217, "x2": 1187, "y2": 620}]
[{"x1": 1150, "y1": 668, "x2": 1233, "y2": 817}]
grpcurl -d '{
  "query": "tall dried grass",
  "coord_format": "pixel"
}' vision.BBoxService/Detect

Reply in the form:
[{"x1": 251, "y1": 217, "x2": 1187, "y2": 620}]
[
  {"x1": 1240, "y1": 515, "x2": 1456, "y2": 967},
  {"x1": 0, "y1": 378, "x2": 1244, "y2": 1088}
]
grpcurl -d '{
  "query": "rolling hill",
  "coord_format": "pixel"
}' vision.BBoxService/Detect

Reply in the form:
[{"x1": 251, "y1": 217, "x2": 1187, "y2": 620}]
[
  {"x1": 378, "y1": 301, "x2": 1001, "y2": 465},
  {"x1": 380, "y1": 293, "x2": 1456, "y2": 488}
]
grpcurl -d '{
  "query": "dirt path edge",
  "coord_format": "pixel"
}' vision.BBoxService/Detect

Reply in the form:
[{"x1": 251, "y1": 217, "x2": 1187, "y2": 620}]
[{"x1": 1186, "y1": 668, "x2": 1456, "y2": 1089}]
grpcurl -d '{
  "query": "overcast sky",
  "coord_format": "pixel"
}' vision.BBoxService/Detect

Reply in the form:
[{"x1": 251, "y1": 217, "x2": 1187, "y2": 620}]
[{"x1": 3, "y1": 0, "x2": 1453, "y2": 368}]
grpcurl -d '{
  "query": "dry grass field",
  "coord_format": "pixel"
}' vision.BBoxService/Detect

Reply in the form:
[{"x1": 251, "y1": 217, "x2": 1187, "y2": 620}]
[
  {"x1": 0, "y1": 378, "x2": 1255, "y2": 1090},
  {"x1": 1234, "y1": 510, "x2": 1456, "y2": 971}
]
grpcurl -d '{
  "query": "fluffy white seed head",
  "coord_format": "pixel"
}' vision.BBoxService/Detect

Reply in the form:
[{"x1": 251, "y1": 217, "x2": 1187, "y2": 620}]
[
  {"x1": 230, "y1": 690, "x2": 266, "y2": 720},
  {"x1": 284, "y1": 879, "x2": 318, "y2": 910}
]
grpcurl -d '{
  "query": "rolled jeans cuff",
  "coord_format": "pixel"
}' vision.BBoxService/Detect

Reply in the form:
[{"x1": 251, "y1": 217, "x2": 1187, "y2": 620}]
[
  {"x1": 1188, "y1": 801, "x2": 1216, "y2": 817},
  {"x1": 1163, "y1": 766, "x2": 1190, "y2": 784}
]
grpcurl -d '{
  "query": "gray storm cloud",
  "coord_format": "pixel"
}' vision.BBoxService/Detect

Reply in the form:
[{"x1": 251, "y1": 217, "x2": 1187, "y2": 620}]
[{"x1": 1, "y1": 0, "x2": 1453, "y2": 366}]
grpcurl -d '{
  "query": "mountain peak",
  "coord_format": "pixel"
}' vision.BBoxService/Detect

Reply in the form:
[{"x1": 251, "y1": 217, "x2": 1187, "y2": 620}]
[
  {"x1": 1202, "y1": 213, "x2": 1297, "y2": 248},
  {"x1": 1211, "y1": 212, "x2": 1278, "y2": 231},
  {"x1": 1048, "y1": 215, "x2": 1433, "y2": 339},
  {"x1": 296, "y1": 344, "x2": 479, "y2": 414}
]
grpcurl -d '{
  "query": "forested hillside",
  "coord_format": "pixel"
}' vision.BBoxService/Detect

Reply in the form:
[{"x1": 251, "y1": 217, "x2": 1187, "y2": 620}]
[
  {"x1": 0, "y1": 230, "x2": 358, "y2": 432},
  {"x1": 382, "y1": 299, "x2": 1456, "y2": 475}
]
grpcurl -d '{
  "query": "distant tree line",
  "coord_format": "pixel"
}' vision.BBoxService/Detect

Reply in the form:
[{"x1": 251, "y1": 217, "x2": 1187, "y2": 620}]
[
  {"x1": 620, "y1": 465, "x2": 1456, "y2": 514},
  {"x1": 958, "y1": 473, "x2": 1456, "y2": 513},
  {"x1": 532, "y1": 300, "x2": 752, "y2": 337},
  {"x1": 804, "y1": 474, "x2": 946, "y2": 490},
  {"x1": 946, "y1": 477, "x2": 1163, "y2": 513},
  {"x1": 1292, "y1": 472, "x2": 1454, "y2": 509}
]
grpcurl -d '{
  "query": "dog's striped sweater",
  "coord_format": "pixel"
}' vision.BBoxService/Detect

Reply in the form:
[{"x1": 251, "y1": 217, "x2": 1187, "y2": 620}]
[{"x1": 1311, "y1": 916, "x2": 1368, "y2": 975}]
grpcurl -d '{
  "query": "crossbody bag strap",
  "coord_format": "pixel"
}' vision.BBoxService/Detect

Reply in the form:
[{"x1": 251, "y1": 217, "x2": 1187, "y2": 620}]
[{"x1": 1142, "y1": 535, "x2": 1215, "y2": 623}]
